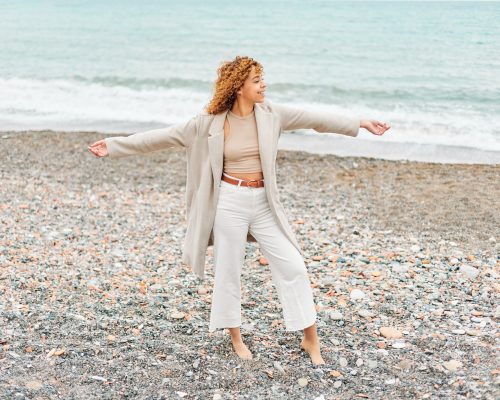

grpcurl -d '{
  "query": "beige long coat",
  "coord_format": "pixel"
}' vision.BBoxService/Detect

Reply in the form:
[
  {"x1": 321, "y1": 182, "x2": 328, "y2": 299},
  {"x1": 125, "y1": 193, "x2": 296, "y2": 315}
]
[{"x1": 104, "y1": 100, "x2": 360, "y2": 280}]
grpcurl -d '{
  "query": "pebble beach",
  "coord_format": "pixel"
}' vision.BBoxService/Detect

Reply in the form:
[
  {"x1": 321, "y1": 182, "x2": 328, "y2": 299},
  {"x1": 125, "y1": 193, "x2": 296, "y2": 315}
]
[{"x1": 1, "y1": 130, "x2": 499, "y2": 399}]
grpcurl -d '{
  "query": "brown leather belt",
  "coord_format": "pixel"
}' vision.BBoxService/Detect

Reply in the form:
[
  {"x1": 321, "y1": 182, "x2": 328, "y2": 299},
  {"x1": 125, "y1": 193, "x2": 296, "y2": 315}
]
[{"x1": 222, "y1": 174, "x2": 265, "y2": 188}]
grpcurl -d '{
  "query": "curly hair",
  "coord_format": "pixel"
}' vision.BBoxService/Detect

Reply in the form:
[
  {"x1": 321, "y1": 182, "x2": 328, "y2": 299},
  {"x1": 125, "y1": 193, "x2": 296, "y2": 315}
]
[{"x1": 205, "y1": 56, "x2": 264, "y2": 115}]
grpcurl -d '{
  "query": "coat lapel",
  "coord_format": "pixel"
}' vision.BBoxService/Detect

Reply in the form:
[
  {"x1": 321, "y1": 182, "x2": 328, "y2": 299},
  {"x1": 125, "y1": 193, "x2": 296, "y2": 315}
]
[
  {"x1": 207, "y1": 110, "x2": 227, "y2": 191},
  {"x1": 207, "y1": 104, "x2": 274, "y2": 191}
]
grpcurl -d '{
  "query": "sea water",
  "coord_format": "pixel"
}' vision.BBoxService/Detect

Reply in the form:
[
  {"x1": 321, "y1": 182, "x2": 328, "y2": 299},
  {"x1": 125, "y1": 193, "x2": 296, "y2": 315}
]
[{"x1": 1, "y1": 0, "x2": 499, "y2": 163}]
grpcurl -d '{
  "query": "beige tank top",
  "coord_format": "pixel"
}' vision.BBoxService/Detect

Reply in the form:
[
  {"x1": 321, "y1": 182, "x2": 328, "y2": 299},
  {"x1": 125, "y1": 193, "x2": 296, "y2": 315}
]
[{"x1": 223, "y1": 110, "x2": 263, "y2": 173}]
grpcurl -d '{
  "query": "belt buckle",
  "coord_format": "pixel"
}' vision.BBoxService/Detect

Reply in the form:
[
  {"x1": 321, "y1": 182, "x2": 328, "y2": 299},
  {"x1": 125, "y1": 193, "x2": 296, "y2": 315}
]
[{"x1": 247, "y1": 179, "x2": 259, "y2": 188}]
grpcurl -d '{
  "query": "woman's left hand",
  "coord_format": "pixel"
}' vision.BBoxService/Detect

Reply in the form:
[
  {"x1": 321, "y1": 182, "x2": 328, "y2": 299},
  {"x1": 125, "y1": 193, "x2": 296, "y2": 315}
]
[{"x1": 360, "y1": 120, "x2": 391, "y2": 136}]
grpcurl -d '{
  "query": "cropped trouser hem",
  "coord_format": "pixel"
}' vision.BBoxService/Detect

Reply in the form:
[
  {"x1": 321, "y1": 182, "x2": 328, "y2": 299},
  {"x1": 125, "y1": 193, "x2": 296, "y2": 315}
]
[{"x1": 209, "y1": 178, "x2": 317, "y2": 333}]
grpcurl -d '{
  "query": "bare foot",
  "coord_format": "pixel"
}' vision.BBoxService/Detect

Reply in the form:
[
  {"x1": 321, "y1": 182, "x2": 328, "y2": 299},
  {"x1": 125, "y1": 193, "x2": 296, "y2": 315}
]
[
  {"x1": 232, "y1": 340, "x2": 253, "y2": 360},
  {"x1": 301, "y1": 338, "x2": 325, "y2": 365},
  {"x1": 227, "y1": 327, "x2": 253, "y2": 360}
]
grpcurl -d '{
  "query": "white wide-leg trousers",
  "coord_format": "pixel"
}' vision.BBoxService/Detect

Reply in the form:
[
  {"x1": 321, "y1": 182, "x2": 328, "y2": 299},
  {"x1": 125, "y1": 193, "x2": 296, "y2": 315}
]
[{"x1": 209, "y1": 176, "x2": 317, "y2": 332}]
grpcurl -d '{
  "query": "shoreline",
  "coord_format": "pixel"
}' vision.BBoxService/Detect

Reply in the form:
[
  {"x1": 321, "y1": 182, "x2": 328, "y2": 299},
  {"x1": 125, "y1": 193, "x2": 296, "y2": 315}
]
[{"x1": 2, "y1": 129, "x2": 499, "y2": 166}]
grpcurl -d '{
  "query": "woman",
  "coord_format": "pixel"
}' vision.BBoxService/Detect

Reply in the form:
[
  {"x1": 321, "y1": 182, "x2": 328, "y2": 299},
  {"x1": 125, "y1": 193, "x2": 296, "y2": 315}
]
[{"x1": 88, "y1": 56, "x2": 390, "y2": 365}]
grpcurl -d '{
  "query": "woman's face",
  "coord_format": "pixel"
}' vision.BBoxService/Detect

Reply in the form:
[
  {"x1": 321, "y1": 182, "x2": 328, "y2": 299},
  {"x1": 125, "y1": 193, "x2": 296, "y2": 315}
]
[{"x1": 238, "y1": 66, "x2": 266, "y2": 103}]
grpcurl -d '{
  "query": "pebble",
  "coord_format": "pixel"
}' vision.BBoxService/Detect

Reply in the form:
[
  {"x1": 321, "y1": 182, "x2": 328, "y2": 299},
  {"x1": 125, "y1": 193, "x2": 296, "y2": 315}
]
[
  {"x1": 358, "y1": 309, "x2": 375, "y2": 318},
  {"x1": 297, "y1": 377, "x2": 308, "y2": 387},
  {"x1": 459, "y1": 265, "x2": 480, "y2": 280},
  {"x1": 350, "y1": 289, "x2": 366, "y2": 301},
  {"x1": 273, "y1": 361, "x2": 285, "y2": 374},
  {"x1": 333, "y1": 381, "x2": 342, "y2": 388},
  {"x1": 392, "y1": 341, "x2": 406, "y2": 349},
  {"x1": 380, "y1": 327, "x2": 403, "y2": 339},
  {"x1": 339, "y1": 357, "x2": 348, "y2": 367},
  {"x1": 171, "y1": 311, "x2": 186, "y2": 319},
  {"x1": 25, "y1": 380, "x2": 43, "y2": 390},
  {"x1": 329, "y1": 311, "x2": 343, "y2": 321},
  {"x1": 398, "y1": 359, "x2": 412, "y2": 370},
  {"x1": 443, "y1": 360, "x2": 463, "y2": 372}
]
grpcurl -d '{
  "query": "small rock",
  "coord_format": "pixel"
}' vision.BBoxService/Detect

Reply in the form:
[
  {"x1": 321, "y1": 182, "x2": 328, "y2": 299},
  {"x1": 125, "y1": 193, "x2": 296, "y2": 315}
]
[
  {"x1": 358, "y1": 309, "x2": 375, "y2": 318},
  {"x1": 297, "y1": 377, "x2": 308, "y2": 387},
  {"x1": 356, "y1": 358, "x2": 363, "y2": 367},
  {"x1": 339, "y1": 357, "x2": 348, "y2": 367},
  {"x1": 25, "y1": 381, "x2": 43, "y2": 390},
  {"x1": 329, "y1": 311, "x2": 343, "y2": 321},
  {"x1": 452, "y1": 329, "x2": 465, "y2": 335},
  {"x1": 459, "y1": 265, "x2": 479, "y2": 280},
  {"x1": 273, "y1": 361, "x2": 285, "y2": 374},
  {"x1": 350, "y1": 289, "x2": 366, "y2": 301},
  {"x1": 443, "y1": 360, "x2": 463, "y2": 372},
  {"x1": 398, "y1": 359, "x2": 412, "y2": 370},
  {"x1": 392, "y1": 341, "x2": 406, "y2": 349},
  {"x1": 171, "y1": 311, "x2": 186, "y2": 319},
  {"x1": 380, "y1": 327, "x2": 403, "y2": 339},
  {"x1": 333, "y1": 380, "x2": 342, "y2": 388}
]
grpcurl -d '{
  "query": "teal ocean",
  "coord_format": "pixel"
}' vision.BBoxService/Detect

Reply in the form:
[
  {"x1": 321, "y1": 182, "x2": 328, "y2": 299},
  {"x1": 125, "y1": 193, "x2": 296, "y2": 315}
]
[{"x1": 1, "y1": 1, "x2": 499, "y2": 162}]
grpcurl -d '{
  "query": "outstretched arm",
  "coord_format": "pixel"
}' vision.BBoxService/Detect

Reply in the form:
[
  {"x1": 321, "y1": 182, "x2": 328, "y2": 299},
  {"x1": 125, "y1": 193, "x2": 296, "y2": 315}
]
[
  {"x1": 88, "y1": 115, "x2": 199, "y2": 158},
  {"x1": 270, "y1": 101, "x2": 361, "y2": 137},
  {"x1": 270, "y1": 101, "x2": 391, "y2": 137}
]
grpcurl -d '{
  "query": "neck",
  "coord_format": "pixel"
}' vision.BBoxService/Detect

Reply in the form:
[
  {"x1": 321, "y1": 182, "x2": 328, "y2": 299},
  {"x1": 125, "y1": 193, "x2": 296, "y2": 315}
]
[{"x1": 230, "y1": 99, "x2": 255, "y2": 117}]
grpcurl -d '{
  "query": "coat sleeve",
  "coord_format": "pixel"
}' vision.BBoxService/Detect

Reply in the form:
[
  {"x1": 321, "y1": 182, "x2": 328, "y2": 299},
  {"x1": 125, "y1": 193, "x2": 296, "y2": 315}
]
[
  {"x1": 270, "y1": 101, "x2": 360, "y2": 137},
  {"x1": 104, "y1": 115, "x2": 198, "y2": 158}
]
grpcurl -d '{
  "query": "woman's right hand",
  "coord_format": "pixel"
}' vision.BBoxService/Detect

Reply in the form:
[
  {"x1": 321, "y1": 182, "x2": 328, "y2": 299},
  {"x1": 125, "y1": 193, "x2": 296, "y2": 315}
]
[{"x1": 88, "y1": 139, "x2": 109, "y2": 157}]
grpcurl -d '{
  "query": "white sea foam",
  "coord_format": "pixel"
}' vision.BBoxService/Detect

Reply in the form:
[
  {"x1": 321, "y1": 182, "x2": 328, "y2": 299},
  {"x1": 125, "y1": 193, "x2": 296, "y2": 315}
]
[
  {"x1": 0, "y1": 77, "x2": 499, "y2": 164},
  {"x1": 0, "y1": 77, "x2": 209, "y2": 133}
]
